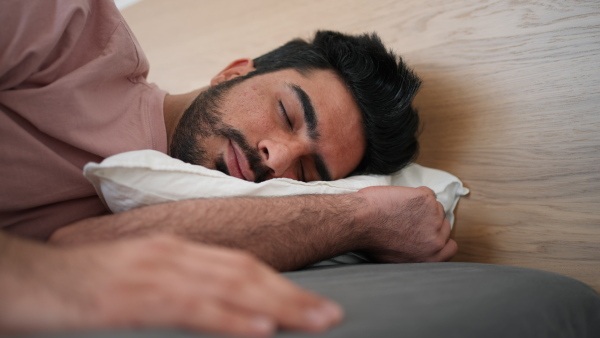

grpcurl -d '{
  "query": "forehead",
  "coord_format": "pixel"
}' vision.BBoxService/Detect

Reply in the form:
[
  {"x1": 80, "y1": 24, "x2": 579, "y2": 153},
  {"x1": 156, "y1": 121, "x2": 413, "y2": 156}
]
[{"x1": 274, "y1": 68, "x2": 366, "y2": 179}]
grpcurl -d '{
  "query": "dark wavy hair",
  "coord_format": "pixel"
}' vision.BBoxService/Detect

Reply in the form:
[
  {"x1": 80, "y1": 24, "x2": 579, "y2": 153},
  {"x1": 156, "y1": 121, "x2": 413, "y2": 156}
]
[{"x1": 249, "y1": 30, "x2": 421, "y2": 176}]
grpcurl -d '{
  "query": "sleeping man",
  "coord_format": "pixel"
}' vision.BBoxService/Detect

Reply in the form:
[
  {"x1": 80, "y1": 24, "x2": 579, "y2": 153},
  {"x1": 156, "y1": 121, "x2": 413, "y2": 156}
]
[{"x1": 0, "y1": 0, "x2": 456, "y2": 337}]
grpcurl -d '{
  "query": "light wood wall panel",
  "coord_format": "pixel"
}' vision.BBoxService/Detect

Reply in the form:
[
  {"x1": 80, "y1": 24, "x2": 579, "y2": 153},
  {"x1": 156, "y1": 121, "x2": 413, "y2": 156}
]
[{"x1": 122, "y1": 0, "x2": 600, "y2": 291}]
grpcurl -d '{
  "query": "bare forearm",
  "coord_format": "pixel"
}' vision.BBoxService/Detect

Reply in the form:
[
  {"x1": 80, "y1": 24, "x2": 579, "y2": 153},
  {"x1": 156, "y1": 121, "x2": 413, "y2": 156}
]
[
  {"x1": 50, "y1": 194, "x2": 367, "y2": 271},
  {"x1": 51, "y1": 186, "x2": 459, "y2": 269}
]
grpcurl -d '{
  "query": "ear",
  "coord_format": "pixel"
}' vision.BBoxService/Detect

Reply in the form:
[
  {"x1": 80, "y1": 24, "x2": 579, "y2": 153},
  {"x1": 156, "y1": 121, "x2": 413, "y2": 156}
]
[{"x1": 210, "y1": 58, "x2": 256, "y2": 86}]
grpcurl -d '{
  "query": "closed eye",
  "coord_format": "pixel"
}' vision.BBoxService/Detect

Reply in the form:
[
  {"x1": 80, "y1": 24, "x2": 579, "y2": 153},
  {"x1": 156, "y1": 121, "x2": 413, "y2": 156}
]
[{"x1": 279, "y1": 100, "x2": 293, "y2": 130}]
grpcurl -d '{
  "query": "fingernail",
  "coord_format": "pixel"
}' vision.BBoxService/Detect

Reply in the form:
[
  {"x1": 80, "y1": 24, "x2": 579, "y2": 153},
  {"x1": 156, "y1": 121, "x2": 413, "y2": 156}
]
[
  {"x1": 304, "y1": 302, "x2": 343, "y2": 331},
  {"x1": 304, "y1": 308, "x2": 328, "y2": 330},
  {"x1": 251, "y1": 316, "x2": 274, "y2": 336},
  {"x1": 320, "y1": 301, "x2": 343, "y2": 322}
]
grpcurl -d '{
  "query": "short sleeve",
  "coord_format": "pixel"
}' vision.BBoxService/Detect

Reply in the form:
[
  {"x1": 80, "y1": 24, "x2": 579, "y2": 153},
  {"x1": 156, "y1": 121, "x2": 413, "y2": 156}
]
[{"x1": 0, "y1": 0, "x2": 94, "y2": 91}]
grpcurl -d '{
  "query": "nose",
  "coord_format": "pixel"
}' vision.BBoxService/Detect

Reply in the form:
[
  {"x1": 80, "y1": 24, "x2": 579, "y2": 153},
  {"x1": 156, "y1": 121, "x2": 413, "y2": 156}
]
[{"x1": 258, "y1": 139, "x2": 307, "y2": 180}]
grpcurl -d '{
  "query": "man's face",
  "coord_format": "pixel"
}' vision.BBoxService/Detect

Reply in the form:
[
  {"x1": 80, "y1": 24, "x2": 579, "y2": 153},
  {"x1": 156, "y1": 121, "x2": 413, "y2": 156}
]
[{"x1": 170, "y1": 68, "x2": 366, "y2": 182}]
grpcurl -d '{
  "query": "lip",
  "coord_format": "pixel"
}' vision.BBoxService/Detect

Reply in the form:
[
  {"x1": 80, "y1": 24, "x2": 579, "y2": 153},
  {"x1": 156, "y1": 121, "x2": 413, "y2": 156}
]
[{"x1": 227, "y1": 140, "x2": 254, "y2": 182}]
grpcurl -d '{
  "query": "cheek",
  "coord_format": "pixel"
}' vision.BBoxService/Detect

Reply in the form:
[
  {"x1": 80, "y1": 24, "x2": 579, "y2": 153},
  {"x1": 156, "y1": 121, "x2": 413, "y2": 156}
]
[
  {"x1": 224, "y1": 95, "x2": 275, "y2": 142},
  {"x1": 242, "y1": 115, "x2": 277, "y2": 144},
  {"x1": 232, "y1": 102, "x2": 272, "y2": 130}
]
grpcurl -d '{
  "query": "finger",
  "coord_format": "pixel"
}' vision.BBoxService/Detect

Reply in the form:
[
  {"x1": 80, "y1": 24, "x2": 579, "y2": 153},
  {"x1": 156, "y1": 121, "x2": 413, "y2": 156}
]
[
  {"x1": 177, "y1": 297, "x2": 276, "y2": 338},
  {"x1": 173, "y1": 243, "x2": 343, "y2": 333},
  {"x1": 433, "y1": 238, "x2": 458, "y2": 262},
  {"x1": 252, "y1": 271, "x2": 343, "y2": 332},
  {"x1": 424, "y1": 218, "x2": 453, "y2": 262},
  {"x1": 438, "y1": 217, "x2": 452, "y2": 243},
  {"x1": 443, "y1": 238, "x2": 458, "y2": 261},
  {"x1": 215, "y1": 258, "x2": 342, "y2": 333},
  {"x1": 127, "y1": 245, "x2": 320, "y2": 335}
]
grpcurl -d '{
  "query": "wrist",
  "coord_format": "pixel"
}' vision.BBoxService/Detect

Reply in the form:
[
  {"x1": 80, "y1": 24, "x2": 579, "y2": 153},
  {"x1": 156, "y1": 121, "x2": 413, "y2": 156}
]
[{"x1": 341, "y1": 191, "x2": 373, "y2": 251}]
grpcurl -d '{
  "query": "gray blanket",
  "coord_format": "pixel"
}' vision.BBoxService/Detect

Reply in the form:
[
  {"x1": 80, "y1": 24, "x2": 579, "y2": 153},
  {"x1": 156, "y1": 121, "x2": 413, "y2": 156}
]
[{"x1": 26, "y1": 263, "x2": 600, "y2": 338}]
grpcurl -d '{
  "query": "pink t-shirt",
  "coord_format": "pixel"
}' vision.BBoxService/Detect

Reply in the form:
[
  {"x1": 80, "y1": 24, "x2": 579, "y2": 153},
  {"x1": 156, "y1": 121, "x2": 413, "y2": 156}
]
[{"x1": 0, "y1": 0, "x2": 168, "y2": 240}]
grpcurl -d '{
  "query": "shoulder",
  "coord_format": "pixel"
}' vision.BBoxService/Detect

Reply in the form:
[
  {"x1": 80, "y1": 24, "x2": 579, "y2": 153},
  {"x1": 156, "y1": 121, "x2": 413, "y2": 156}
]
[{"x1": 0, "y1": 0, "x2": 126, "y2": 90}]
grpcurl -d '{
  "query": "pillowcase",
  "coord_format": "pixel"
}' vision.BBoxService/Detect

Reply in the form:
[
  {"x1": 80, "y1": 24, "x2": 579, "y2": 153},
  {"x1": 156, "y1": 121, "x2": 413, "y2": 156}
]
[
  {"x1": 84, "y1": 149, "x2": 468, "y2": 220},
  {"x1": 84, "y1": 150, "x2": 469, "y2": 265}
]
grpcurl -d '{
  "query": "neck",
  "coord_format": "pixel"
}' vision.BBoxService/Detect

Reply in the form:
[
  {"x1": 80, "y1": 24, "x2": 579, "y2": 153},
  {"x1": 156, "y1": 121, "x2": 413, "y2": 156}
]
[{"x1": 163, "y1": 87, "x2": 206, "y2": 153}]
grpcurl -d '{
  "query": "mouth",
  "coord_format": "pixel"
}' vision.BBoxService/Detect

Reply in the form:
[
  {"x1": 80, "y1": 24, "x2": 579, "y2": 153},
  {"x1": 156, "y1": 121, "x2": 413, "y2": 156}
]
[{"x1": 226, "y1": 140, "x2": 255, "y2": 182}]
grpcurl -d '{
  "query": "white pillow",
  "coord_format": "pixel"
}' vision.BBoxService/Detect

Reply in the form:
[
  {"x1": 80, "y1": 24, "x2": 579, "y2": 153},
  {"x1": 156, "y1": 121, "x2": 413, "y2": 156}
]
[
  {"x1": 84, "y1": 150, "x2": 469, "y2": 265},
  {"x1": 84, "y1": 149, "x2": 468, "y2": 224}
]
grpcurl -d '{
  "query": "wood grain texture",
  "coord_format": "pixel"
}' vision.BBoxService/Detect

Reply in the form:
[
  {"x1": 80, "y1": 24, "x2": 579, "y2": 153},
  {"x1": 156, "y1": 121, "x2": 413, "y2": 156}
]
[{"x1": 122, "y1": 0, "x2": 600, "y2": 290}]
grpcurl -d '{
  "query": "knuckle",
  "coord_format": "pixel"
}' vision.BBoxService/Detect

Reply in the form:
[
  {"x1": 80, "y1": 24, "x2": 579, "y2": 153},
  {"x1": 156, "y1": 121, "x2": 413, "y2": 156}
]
[
  {"x1": 412, "y1": 187, "x2": 437, "y2": 208},
  {"x1": 230, "y1": 253, "x2": 262, "y2": 276},
  {"x1": 270, "y1": 294, "x2": 318, "y2": 328},
  {"x1": 417, "y1": 186, "x2": 435, "y2": 196},
  {"x1": 142, "y1": 234, "x2": 182, "y2": 253},
  {"x1": 425, "y1": 235, "x2": 446, "y2": 253},
  {"x1": 218, "y1": 277, "x2": 247, "y2": 297},
  {"x1": 217, "y1": 259, "x2": 265, "y2": 294},
  {"x1": 294, "y1": 291, "x2": 323, "y2": 312},
  {"x1": 433, "y1": 237, "x2": 447, "y2": 251},
  {"x1": 125, "y1": 237, "x2": 189, "y2": 271}
]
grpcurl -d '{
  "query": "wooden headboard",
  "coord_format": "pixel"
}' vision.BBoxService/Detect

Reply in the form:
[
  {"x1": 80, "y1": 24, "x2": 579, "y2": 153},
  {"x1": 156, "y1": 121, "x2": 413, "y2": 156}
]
[{"x1": 123, "y1": 0, "x2": 600, "y2": 291}]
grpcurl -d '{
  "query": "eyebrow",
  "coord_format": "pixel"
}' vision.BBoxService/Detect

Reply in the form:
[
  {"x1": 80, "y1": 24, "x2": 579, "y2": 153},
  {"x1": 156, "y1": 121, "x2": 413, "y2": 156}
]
[{"x1": 288, "y1": 84, "x2": 332, "y2": 181}]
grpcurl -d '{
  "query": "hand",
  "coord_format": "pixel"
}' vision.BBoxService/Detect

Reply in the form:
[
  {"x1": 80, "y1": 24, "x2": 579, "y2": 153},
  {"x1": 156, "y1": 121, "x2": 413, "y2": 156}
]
[
  {"x1": 0, "y1": 235, "x2": 342, "y2": 337},
  {"x1": 356, "y1": 186, "x2": 458, "y2": 263}
]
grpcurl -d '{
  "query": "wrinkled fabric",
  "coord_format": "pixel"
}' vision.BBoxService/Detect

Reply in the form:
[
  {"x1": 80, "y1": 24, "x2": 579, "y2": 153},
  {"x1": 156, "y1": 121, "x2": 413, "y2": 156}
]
[{"x1": 0, "y1": 0, "x2": 168, "y2": 240}]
